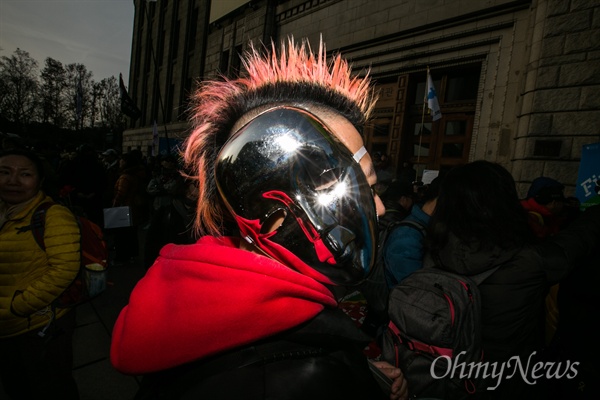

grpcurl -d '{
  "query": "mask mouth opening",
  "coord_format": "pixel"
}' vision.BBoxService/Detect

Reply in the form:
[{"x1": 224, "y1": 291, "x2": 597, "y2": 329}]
[{"x1": 323, "y1": 225, "x2": 356, "y2": 262}]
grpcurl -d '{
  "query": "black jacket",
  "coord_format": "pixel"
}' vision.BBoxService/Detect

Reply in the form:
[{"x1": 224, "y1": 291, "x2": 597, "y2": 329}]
[
  {"x1": 435, "y1": 205, "x2": 600, "y2": 399},
  {"x1": 134, "y1": 308, "x2": 387, "y2": 400}
]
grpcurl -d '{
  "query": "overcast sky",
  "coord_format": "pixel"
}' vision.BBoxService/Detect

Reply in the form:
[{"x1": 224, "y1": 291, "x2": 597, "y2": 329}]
[{"x1": 0, "y1": 0, "x2": 135, "y2": 82}]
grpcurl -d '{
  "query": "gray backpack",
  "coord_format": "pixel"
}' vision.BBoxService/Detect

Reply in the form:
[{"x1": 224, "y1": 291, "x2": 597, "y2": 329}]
[{"x1": 381, "y1": 266, "x2": 498, "y2": 399}]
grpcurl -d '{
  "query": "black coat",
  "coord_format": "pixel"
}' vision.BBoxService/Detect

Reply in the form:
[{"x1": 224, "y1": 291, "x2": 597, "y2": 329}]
[
  {"x1": 134, "y1": 308, "x2": 388, "y2": 400},
  {"x1": 435, "y1": 205, "x2": 600, "y2": 399}
]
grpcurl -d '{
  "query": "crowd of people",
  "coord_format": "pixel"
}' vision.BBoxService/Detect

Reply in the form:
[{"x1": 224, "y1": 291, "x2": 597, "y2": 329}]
[
  {"x1": 0, "y1": 136, "x2": 196, "y2": 399},
  {"x1": 2, "y1": 35, "x2": 598, "y2": 400},
  {"x1": 0, "y1": 135, "x2": 196, "y2": 264}
]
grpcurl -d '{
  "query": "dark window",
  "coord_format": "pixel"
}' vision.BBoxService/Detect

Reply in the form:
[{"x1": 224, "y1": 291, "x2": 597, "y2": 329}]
[
  {"x1": 165, "y1": 83, "x2": 174, "y2": 123},
  {"x1": 371, "y1": 143, "x2": 388, "y2": 155},
  {"x1": 158, "y1": 30, "x2": 165, "y2": 66},
  {"x1": 230, "y1": 45, "x2": 243, "y2": 77},
  {"x1": 373, "y1": 123, "x2": 390, "y2": 137},
  {"x1": 413, "y1": 79, "x2": 441, "y2": 105},
  {"x1": 148, "y1": 0, "x2": 156, "y2": 18},
  {"x1": 152, "y1": 86, "x2": 159, "y2": 123},
  {"x1": 413, "y1": 123, "x2": 432, "y2": 136},
  {"x1": 445, "y1": 121, "x2": 466, "y2": 136},
  {"x1": 144, "y1": 27, "x2": 153, "y2": 73},
  {"x1": 171, "y1": 20, "x2": 180, "y2": 60},
  {"x1": 441, "y1": 143, "x2": 464, "y2": 158},
  {"x1": 445, "y1": 66, "x2": 480, "y2": 102},
  {"x1": 188, "y1": 8, "x2": 199, "y2": 52},
  {"x1": 413, "y1": 142, "x2": 430, "y2": 157},
  {"x1": 140, "y1": 1, "x2": 146, "y2": 27},
  {"x1": 141, "y1": 95, "x2": 148, "y2": 126},
  {"x1": 220, "y1": 50, "x2": 230, "y2": 74}
]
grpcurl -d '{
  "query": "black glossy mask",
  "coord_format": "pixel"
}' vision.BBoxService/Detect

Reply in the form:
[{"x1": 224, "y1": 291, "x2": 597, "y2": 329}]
[{"x1": 215, "y1": 107, "x2": 377, "y2": 285}]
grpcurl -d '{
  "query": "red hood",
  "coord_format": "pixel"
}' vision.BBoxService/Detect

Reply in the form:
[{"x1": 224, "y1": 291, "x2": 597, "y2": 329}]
[{"x1": 110, "y1": 236, "x2": 337, "y2": 375}]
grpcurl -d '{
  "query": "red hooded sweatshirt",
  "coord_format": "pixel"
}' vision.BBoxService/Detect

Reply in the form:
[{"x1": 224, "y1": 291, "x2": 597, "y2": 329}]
[{"x1": 110, "y1": 236, "x2": 338, "y2": 375}]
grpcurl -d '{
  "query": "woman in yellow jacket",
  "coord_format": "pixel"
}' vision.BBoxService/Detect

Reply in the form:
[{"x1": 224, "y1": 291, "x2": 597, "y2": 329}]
[{"x1": 0, "y1": 148, "x2": 81, "y2": 399}]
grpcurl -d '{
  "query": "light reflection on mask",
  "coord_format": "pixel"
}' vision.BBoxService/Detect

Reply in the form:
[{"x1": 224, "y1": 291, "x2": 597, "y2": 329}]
[{"x1": 215, "y1": 106, "x2": 378, "y2": 285}]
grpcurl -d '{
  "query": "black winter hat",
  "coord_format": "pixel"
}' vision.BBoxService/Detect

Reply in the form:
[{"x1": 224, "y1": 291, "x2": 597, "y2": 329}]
[{"x1": 527, "y1": 177, "x2": 565, "y2": 205}]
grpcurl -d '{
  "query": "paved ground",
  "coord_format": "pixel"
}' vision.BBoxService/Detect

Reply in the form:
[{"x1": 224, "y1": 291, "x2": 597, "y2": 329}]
[
  {"x1": 0, "y1": 255, "x2": 147, "y2": 400},
  {"x1": 71, "y1": 260, "x2": 146, "y2": 400}
]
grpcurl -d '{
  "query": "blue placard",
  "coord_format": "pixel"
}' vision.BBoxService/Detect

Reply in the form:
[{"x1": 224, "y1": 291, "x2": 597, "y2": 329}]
[{"x1": 575, "y1": 142, "x2": 600, "y2": 210}]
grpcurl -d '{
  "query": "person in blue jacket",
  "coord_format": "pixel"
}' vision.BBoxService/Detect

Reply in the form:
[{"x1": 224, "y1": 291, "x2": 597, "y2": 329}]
[{"x1": 384, "y1": 177, "x2": 441, "y2": 288}]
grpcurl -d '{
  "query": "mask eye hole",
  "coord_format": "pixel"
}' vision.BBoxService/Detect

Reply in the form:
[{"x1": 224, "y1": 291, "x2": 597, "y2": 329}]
[{"x1": 261, "y1": 208, "x2": 287, "y2": 234}]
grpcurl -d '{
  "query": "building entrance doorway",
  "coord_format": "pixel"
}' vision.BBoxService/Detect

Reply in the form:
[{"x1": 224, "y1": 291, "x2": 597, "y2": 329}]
[{"x1": 364, "y1": 64, "x2": 481, "y2": 181}]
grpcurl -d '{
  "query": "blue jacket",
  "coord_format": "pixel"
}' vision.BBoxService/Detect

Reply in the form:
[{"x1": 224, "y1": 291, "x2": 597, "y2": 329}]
[{"x1": 383, "y1": 204, "x2": 429, "y2": 288}]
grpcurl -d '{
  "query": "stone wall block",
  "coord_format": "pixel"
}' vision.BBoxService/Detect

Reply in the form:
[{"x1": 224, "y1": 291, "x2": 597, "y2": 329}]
[
  {"x1": 580, "y1": 85, "x2": 600, "y2": 109},
  {"x1": 540, "y1": 36, "x2": 565, "y2": 57},
  {"x1": 536, "y1": 66, "x2": 560, "y2": 88},
  {"x1": 520, "y1": 160, "x2": 548, "y2": 182},
  {"x1": 544, "y1": 11, "x2": 591, "y2": 37},
  {"x1": 547, "y1": 0, "x2": 571, "y2": 16},
  {"x1": 564, "y1": 29, "x2": 600, "y2": 53},
  {"x1": 543, "y1": 160, "x2": 581, "y2": 189},
  {"x1": 593, "y1": 6, "x2": 600, "y2": 28},
  {"x1": 572, "y1": 0, "x2": 600, "y2": 12},
  {"x1": 532, "y1": 87, "x2": 581, "y2": 112},
  {"x1": 529, "y1": 113, "x2": 553, "y2": 135},
  {"x1": 559, "y1": 62, "x2": 600, "y2": 86},
  {"x1": 571, "y1": 136, "x2": 599, "y2": 159},
  {"x1": 552, "y1": 111, "x2": 600, "y2": 135},
  {"x1": 539, "y1": 53, "x2": 587, "y2": 67}
]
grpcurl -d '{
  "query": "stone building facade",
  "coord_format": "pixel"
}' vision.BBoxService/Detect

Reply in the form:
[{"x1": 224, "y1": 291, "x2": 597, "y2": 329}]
[{"x1": 124, "y1": 0, "x2": 600, "y2": 196}]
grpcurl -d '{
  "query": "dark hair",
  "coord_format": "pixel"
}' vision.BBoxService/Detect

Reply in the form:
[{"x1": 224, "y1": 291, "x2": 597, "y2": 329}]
[
  {"x1": 0, "y1": 148, "x2": 45, "y2": 181},
  {"x1": 129, "y1": 149, "x2": 144, "y2": 165},
  {"x1": 428, "y1": 160, "x2": 533, "y2": 253},
  {"x1": 121, "y1": 152, "x2": 141, "y2": 169},
  {"x1": 382, "y1": 180, "x2": 413, "y2": 202},
  {"x1": 422, "y1": 176, "x2": 442, "y2": 203}
]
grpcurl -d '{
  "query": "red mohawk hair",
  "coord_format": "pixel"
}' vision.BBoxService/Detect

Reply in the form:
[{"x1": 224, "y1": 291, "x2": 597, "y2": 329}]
[
  {"x1": 240, "y1": 37, "x2": 375, "y2": 119},
  {"x1": 183, "y1": 36, "x2": 377, "y2": 236}
]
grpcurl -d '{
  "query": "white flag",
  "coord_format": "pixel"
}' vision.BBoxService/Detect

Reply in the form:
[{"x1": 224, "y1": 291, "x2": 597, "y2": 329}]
[
  {"x1": 426, "y1": 73, "x2": 442, "y2": 121},
  {"x1": 152, "y1": 120, "x2": 159, "y2": 156}
]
